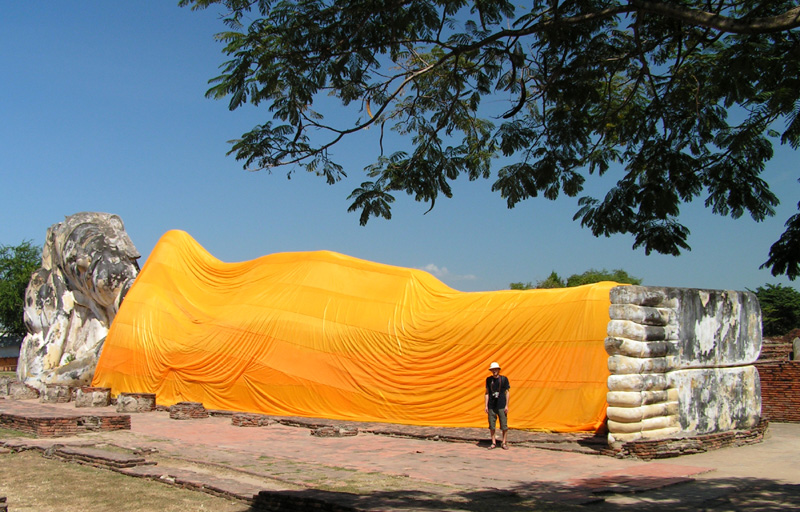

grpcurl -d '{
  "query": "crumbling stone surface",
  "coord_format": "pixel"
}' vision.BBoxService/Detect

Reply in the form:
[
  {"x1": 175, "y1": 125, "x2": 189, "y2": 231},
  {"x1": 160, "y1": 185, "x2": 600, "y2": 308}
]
[
  {"x1": 0, "y1": 376, "x2": 14, "y2": 396},
  {"x1": 40, "y1": 384, "x2": 73, "y2": 404},
  {"x1": 310, "y1": 426, "x2": 359, "y2": 437},
  {"x1": 17, "y1": 212, "x2": 140, "y2": 391},
  {"x1": 0, "y1": 408, "x2": 130, "y2": 437},
  {"x1": 8, "y1": 381, "x2": 40, "y2": 400},
  {"x1": 116, "y1": 393, "x2": 156, "y2": 413},
  {"x1": 231, "y1": 413, "x2": 275, "y2": 427},
  {"x1": 74, "y1": 387, "x2": 111, "y2": 408},
  {"x1": 607, "y1": 286, "x2": 762, "y2": 447},
  {"x1": 169, "y1": 402, "x2": 208, "y2": 420},
  {"x1": 617, "y1": 419, "x2": 768, "y2": 459}
]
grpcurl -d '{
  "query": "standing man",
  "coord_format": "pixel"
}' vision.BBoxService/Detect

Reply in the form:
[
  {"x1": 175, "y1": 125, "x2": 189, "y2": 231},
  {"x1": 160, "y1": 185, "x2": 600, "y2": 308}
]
[{"x1": 485, "y1": 361, "x2": 510, "y2": 449}]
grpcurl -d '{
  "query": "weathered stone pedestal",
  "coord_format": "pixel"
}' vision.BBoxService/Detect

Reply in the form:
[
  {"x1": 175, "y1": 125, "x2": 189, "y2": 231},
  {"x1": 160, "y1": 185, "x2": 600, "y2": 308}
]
[
  {"x1": 8, "y1": 381, "x2": 40, "y2": 400},
  {"x1": 40, "y1": 384, "x2": 73, "y2": 403},
  {"x1": 169, "y1": 402, "x2": 208, "y2": 420},
  {"x1": 231, "y1": 413, "x2": 274, "y2": 427},
  {"x1": 606, "y1": 286, "x2": 762, "y2": 449},
  {"x1": 310, "y1": 426, "x2": 359, "y2": 437},
  {"x1": 74, "y1": 387, "x2": 112, "y2": 408},
  {"x1": 116, "y1": 393, "x2": 156, "y2": 413},
  {"x1": 0, "y1": 376, "x2": 14, "y2": 396}
]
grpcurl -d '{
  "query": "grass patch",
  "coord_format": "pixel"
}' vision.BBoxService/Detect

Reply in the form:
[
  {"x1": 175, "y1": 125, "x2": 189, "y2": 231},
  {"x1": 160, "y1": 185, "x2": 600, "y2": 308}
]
[
  {"x1": 0, "y1": 426, "x2": 35, "y2": 438},
  {"x1": 0, "y1": 451, "x2": 251, "y2": 512}
]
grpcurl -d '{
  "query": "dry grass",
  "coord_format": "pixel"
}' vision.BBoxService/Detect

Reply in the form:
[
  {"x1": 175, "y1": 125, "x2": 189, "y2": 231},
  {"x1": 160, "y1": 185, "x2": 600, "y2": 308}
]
[{"x1": 0, "y1": 450, "x2": 251, "y2": 512}]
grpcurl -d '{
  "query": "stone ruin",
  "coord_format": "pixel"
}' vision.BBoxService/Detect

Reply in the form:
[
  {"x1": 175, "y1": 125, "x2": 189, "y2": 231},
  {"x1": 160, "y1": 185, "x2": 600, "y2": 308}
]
[
  {"x1": 606, "y1": 286, "x2": 762, "y2": 449},
  {"x1": 17, "y1": 212, "x2": 140, "y2": 391}
]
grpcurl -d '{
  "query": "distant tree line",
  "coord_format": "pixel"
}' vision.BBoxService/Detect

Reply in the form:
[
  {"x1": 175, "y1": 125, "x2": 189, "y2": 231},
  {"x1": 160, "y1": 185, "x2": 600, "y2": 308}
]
[{"x1": 510, "y1": 268, "x2": 642, "y2": 290}]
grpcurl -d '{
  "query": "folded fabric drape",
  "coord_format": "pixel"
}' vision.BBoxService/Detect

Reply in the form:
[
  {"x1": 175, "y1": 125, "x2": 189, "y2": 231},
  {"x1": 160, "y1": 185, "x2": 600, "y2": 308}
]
[{"x1": 93, "y1": 230, "x2": 615, "y2": 432}]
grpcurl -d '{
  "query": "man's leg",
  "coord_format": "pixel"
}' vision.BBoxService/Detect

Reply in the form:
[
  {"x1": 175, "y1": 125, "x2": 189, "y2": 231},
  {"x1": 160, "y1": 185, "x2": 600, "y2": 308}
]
[
  {"x1": 488, "y1": 409, "x2": 498, "y2": 447},
  {"x1": 498, "y1": 410, "x2": 509, "y2": 449}
]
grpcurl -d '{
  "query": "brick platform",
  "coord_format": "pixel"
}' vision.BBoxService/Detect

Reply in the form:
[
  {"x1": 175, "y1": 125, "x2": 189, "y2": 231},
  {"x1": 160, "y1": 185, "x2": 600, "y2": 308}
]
[
  {"x1": 169, "y1": 401, "x2": 209, "y2": 420},
  {"x1": 0, "y1": 400, "x2": 130, "y2": 437}
]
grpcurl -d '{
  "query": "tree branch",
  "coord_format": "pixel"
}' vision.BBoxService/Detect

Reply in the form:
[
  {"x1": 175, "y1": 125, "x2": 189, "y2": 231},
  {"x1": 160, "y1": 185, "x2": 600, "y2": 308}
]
[{"x1": 632, "y1": 1, "x2": 800, "y2": 34}]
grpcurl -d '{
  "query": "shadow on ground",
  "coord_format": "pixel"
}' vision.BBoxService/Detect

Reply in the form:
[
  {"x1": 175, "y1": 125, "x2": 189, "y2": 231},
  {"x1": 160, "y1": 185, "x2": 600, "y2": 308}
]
[{"x1": 245, "y1": 476, "x2": 800, "y2": 511}]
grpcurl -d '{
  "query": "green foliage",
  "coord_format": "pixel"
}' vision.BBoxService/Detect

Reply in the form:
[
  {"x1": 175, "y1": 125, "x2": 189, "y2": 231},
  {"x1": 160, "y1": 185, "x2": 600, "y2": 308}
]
[
  {"x1": 511, "y1": 268, "x2": 639, "y2": 289},
  {"x1": 752, "y1": 283, "x2": 800, "y2": 337},
  {"x1": 0, "y1": 240, "x2": 41, "y2": 335},
  {"x1": 565, "y1": 268, "x2": 642, "y2": 287},
  {"x1": 183, "y1": 0, "x2": 800, "y2": 278},
  {"x1": 509, "y1": 281, "x2": 534, "y2": 290},
  {"x1": 536, "y1": 271, "x2": 566, "y2": 289}
]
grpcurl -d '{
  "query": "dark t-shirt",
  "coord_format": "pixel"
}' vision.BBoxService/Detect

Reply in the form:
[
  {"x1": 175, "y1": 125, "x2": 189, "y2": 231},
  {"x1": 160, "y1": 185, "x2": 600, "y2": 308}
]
[{"x1": 485, "y1": 375, "x2": 510, "y2": 410}]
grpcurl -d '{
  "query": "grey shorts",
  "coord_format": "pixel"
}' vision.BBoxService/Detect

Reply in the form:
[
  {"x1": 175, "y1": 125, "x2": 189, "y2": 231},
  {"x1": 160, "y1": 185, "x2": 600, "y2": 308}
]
[{"x1": 488, "y1": 408, "x2": 508, "y2": 431}]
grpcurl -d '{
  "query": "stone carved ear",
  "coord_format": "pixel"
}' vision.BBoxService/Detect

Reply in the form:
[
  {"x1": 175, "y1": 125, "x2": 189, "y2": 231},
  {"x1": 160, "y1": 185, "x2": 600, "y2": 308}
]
[{"x1": 108, "y1": 214, "x2": 124, "y2": 230}]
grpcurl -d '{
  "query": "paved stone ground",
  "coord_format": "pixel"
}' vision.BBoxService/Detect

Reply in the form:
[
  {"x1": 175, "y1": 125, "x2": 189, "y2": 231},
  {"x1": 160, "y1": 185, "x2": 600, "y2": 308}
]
[{"x1": 2, "y1": 398, "x2": 799, "y2": 511}]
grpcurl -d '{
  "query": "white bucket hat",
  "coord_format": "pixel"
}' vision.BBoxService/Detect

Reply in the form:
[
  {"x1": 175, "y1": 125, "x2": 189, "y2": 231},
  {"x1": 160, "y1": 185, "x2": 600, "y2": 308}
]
[{"x1": 488, "y1": 362, "x2": 501, "y2": 370}]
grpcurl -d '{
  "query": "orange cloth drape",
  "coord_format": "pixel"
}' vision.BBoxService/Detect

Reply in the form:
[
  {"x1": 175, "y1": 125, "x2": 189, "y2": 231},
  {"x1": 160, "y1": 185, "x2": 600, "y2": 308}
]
[{"x1": 93, "y1": 230, "x2": 614, "y2": 431}]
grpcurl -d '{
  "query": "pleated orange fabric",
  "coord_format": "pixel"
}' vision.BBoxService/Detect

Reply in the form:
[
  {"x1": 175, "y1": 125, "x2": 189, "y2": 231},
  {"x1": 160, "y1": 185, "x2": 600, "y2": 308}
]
[{"x1": 93, "y1": 230, "x2": 616, "y2": 432}]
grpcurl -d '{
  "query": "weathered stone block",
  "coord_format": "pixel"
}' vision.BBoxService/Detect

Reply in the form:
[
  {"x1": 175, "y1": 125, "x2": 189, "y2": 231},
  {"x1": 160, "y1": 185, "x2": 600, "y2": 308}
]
[
  {"x1": 40, "y1": 384, "x2": 72, "y2": 403},
  {"x1": 670, "y1": 288, "x2": 762, "y2": 367},
  {"x1": 310, "y1": 426, "x2": 359, "y2": 437},
  {"x1": 606, "y1": 285, "x2": 764, "y2": 451},
  {"x1": 609, "y1": 286, "x2": 676, "y2": 308},
  {"x1": 609, "y1": 304, "x2": 672, "y2": 326},
  {"x1": 0, "y1": 376, "x2": 13, "y2": 396},
  {"x1": 74, "y1": 387, "x2": 111, "y2": 408},
  {"x1": 231, "y1": 413, "x2": 274, "y2": 427},
  {"x1": 607, "y1": 320, "x2": 674, "y2": 342},
  {"x1": 608, "y1": 354, "x2": 673, "y2": 374},
  {"x1": 116, "y1": 393, "x2": 156, "y2": 413},
  {"x1": 667, "y1": 366, "x2": 761, "y2": 434},
  {"x1": 605, "y1": 337, "x2": 674, "y2": 358},
  {"x1": 607, "y1": 373, "x2": 669, "y2": 392},
  {"x1": 8, "y1": 381, "x2": 40, "y2": 400}
]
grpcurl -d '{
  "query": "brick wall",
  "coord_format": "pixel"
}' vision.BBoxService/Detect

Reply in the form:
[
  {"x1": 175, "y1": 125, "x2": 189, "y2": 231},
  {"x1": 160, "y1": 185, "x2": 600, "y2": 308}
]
[
  {"x1": 760, "y1": 338, "x2": 793, "y2": 361},
  {"x1": 0, "y1": 412, "x2": 131, "y2": 437},
  {"x1": 755, "y1": 360, "x2": 800, "y2": 423},
  {"x1": 0, "y1": 357, "x2": 16, "y2": 372}
]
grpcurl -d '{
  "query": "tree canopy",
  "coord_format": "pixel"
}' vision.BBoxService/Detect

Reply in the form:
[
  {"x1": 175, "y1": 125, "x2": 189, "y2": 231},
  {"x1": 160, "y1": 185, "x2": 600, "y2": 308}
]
[
  {"x1": 0, "y1": 241, "x2": 41, "y2": 335},
  {"x1": 182, "y1": 0, "x2": 800, "y2": 278},
  {"x1": 510, "y1": 267, "x2": 641, "y2": 289},
  {"x1": 752, "y1": 283, "x2": 800, "y2": 337}
]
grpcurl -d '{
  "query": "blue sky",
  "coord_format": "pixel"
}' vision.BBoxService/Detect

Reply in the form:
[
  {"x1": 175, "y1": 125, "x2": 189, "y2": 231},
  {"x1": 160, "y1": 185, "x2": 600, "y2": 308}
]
[{"x1": 2, "y1": 1, "x2": 798, "y2": 293}]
